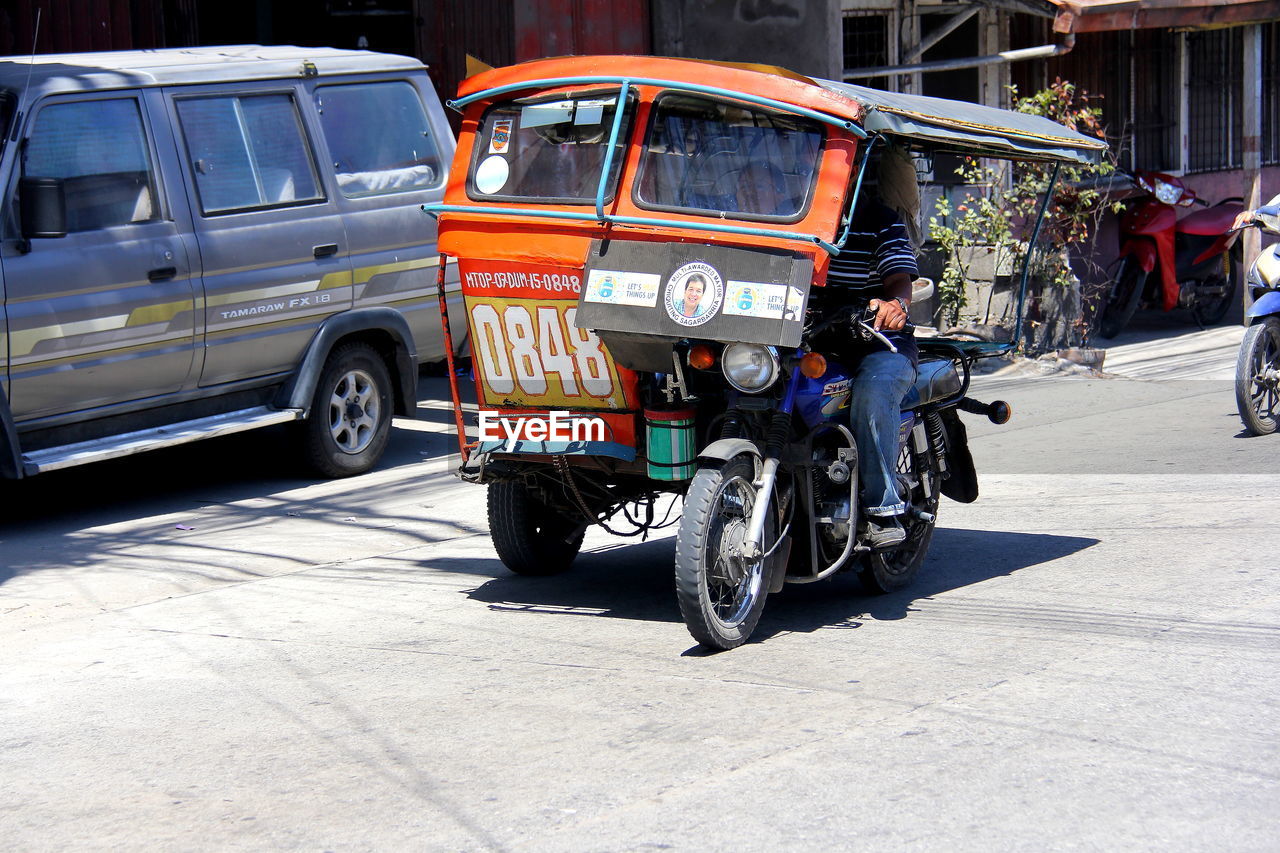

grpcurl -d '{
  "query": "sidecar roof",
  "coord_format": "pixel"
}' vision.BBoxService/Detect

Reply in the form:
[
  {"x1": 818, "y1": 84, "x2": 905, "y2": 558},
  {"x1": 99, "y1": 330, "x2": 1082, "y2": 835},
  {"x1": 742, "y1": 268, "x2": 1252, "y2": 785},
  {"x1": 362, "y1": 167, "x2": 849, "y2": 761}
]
[
  {"x1": 816, "y1": 80, "x2": 1108, "y2": 165},
  {"x1": 455, "y1": 55, "x2": 1107, "y2": 166}
]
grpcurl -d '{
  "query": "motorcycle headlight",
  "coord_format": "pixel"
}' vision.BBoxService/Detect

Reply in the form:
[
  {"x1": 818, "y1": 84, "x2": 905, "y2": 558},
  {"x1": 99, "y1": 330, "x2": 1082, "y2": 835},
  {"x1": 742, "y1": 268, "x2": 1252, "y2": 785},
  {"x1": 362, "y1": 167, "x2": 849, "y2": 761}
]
[
  {"x1": 721, "y1": 343, "x2": 780, "y2": 393},
  {"x1": 1248, "y1": 264, "x2": 1264, "y2": 289},
  {"x1": 1257, "y1": 246, "x2": 1280, "y2": 288},
  {"x1": 1153, "y1": 179, "x2": 1183, "y2": 205}
]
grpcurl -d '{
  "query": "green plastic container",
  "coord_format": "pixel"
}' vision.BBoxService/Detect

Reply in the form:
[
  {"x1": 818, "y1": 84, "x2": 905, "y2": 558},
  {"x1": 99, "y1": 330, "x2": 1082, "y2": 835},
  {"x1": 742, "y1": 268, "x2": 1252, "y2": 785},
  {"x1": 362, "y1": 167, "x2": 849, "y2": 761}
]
[{"x1": 645, "y1": 407, "x2": 697, "y2": 481}]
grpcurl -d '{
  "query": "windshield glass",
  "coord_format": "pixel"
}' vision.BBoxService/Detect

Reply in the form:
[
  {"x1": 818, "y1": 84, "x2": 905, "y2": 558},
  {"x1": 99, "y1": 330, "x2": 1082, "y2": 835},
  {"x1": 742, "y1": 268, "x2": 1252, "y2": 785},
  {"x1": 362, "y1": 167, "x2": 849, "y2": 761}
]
[
  {"x1": 468, "y1": 91, "x2": 633, "y2": 204},
  {"x1": 634, "y1": 94, "x2": 823, "y2": 221}
]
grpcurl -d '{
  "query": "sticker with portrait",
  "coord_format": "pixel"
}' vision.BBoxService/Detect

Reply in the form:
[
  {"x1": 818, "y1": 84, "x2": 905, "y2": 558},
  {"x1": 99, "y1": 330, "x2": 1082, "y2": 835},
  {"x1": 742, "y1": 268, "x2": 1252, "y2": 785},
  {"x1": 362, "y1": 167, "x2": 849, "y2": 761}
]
[{"x1": 662, "y1": 262, "x2": 724, "y2": 327}]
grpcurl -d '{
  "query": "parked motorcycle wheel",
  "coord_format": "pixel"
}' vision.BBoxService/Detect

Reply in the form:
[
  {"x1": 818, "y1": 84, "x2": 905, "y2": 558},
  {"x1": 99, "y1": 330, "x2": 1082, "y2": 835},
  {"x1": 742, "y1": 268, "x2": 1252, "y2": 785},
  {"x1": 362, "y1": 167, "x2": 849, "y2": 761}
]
[
  {"x1": 1097, "y1": 258, "x2": 1146, "y2": 339},
  {"x1": 1235, "y1": 317, "x2": 1280, "y2": 436},
  {"x1": 1190, "y1": 260, "x2": 1239, "y2": 328},
  {"x1": 488, "y1": 481, "x2": 585, "y2": 575},
  {"x1": 675, "y1": 455, "x2": 773, "y2": 650},
  {"x1": 858, "y1": 443, "x2": 939, "y2": 594}
]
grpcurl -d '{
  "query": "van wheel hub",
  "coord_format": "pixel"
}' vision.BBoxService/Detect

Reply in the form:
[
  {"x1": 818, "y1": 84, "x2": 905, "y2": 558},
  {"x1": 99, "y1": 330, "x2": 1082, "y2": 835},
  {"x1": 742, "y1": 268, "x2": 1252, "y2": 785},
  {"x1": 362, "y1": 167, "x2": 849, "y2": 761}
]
[{"x1": 329, "y1": 369, "x2": 380, "y2": 454}]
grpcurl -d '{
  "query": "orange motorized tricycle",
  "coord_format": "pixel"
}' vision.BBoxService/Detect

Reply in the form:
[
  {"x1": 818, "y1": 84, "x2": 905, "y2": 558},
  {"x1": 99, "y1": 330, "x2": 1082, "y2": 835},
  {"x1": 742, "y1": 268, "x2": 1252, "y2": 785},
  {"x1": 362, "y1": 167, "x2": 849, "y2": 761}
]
[{"x1": 426, "y1": 56, "x2": 1106, "y2": 649}]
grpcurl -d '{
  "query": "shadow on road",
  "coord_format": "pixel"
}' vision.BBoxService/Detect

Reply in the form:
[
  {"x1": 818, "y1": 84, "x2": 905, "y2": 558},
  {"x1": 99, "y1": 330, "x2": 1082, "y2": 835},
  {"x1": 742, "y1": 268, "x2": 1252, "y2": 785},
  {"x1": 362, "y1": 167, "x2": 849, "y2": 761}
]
[
  {"x1": 752, "y1": 528, "x2": 1100, "y2": 642},
  {"x1": 0, "y1": 419, "x2": 462, "y2": 586},
  {"x1": 463, "y1": 528, "x2": 1100, "y2": 640}
]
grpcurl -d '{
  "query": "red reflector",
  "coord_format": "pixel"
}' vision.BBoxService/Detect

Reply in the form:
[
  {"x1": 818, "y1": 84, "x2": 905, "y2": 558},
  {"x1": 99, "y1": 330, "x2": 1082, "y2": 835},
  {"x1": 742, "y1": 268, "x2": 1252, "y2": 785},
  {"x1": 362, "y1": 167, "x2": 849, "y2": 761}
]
[{"x1": 688, "y1": 345, "x2": 716, "y2": 370}]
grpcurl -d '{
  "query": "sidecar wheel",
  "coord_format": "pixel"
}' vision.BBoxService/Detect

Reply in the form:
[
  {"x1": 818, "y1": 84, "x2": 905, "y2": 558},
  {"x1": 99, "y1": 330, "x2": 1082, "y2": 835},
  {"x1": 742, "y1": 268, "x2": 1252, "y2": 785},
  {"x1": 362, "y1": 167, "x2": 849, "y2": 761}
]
[
  {"x1": 488, "y1": 481, "x2": 585, "y2": 575},
  {"x1": 674, "y1": 456, "x2": 772, "y2": 650},
  {"x1": 858, "y1": 445, "x2": 939, "y2": 594},
  {"x1": 1235, "y1": 318, "x2": 1280, "y2": 436}
]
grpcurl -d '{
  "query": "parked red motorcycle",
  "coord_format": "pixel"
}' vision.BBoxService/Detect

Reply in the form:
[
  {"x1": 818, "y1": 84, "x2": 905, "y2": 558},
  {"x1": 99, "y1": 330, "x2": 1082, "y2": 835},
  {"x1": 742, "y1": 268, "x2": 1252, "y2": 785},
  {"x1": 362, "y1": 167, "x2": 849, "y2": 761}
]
[{"x1": 1095, "y1": 170, "x2": 1243, "y2": 339}]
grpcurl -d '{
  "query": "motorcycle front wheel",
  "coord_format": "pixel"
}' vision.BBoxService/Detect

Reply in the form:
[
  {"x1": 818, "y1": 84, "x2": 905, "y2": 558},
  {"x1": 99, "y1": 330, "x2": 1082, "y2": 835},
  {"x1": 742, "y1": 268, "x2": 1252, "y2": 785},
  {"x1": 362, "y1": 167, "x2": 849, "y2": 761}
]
[
  {"x1": 1235, "y1": 317, "x2": 1280, "y2": 436},
  {"x1": 674, "y1": 455, "x2": 772, "y2": 650},
  {"x1": 1097, "y1": 258, "x2": 1146, "y2": 339}
]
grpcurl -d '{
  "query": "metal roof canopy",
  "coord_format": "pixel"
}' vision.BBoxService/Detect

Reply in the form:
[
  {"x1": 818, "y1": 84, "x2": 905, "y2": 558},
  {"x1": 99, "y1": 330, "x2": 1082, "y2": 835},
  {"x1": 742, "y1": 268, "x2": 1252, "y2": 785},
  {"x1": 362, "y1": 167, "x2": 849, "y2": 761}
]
[
  {"x1": 819, "y1": 79, "x2": 1108, "y2": 165},
  {"x1": 0, "y1": 45, "x2": 424, "y2": 95}
]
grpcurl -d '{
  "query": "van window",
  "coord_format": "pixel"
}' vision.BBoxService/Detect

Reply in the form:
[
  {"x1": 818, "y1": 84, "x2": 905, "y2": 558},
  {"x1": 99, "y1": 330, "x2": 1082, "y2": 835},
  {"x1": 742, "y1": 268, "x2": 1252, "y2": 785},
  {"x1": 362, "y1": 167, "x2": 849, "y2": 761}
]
[
  {"x1": 315, "y1": 81, "x2": 442, "y2": 198},
  {"x1": 23, "y1": 97, "x2": 159, "y2": 232},
  {"x1": 176, "y1": 94, "x2": 323, "y2": 214}
]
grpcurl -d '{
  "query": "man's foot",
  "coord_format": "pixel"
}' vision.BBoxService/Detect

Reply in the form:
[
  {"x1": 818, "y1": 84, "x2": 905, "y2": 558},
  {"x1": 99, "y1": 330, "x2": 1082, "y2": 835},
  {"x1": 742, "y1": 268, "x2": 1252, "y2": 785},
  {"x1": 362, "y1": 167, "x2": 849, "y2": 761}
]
[{"x1": 863, "y1": 515, "x2": 906, "y2": 548}]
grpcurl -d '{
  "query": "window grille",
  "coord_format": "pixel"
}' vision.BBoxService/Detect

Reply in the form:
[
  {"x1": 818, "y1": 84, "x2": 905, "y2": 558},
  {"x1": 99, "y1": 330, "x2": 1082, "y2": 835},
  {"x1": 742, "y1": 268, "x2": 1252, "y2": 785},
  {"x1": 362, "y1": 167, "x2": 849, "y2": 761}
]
[
  {"x1": 843, "y1": 12, "x2": 891, "y2": 91},
  {"x1": 1012, "y1": 25, "x2": 1177, "y2": 172},
  {"x1": 1263, "y1": 23, "x2": 1280, "y2": 166},
  {"x1": 1129, "y1": 29, "x2": 1180, "y2": 172},
  {"x1": 1187, "y1": 28, "x2": 1245, "y2": 173}
]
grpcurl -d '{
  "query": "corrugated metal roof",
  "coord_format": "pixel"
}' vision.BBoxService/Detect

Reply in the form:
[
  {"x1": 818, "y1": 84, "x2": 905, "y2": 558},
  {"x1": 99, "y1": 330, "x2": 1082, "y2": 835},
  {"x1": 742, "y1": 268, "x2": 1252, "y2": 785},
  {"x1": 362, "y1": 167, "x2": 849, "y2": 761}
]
[
  {"x1": 0, "y1": 45, "x2": 424, "y2": 94},
  {"x1": 820, "y1": 79, "x2": 1108, "y2": 164},
  {"x1": 1049, "y1": 0, "x2": 1280, "y2": 33}
]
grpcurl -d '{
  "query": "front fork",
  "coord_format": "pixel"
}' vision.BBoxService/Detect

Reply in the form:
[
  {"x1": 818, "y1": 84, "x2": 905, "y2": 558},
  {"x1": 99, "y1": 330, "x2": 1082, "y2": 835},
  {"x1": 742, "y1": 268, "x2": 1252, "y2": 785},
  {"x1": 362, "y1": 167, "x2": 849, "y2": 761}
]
[{"x1": 740, "y1": 365, "x2": 802, "y2": 560}]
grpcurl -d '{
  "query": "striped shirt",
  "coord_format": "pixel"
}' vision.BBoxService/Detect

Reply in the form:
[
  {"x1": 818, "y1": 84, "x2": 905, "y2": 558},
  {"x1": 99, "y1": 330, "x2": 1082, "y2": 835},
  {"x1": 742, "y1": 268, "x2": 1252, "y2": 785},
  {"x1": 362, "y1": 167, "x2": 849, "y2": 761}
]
[{"x1": 811, "y1": 200, "x2": 919, "y2": 363}]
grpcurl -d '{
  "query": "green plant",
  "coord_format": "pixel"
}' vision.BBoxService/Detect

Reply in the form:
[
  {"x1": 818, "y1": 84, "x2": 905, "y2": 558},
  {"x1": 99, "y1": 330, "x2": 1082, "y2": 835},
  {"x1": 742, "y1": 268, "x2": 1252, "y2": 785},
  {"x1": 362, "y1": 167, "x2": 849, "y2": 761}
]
[{"x1": 926, "y1": 79, "x2": 1116, "y2": 330}]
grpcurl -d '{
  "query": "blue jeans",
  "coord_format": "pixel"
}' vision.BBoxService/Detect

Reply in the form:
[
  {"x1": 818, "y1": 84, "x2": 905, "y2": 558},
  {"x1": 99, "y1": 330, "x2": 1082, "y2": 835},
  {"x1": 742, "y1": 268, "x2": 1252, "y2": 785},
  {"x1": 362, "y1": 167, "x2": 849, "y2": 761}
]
[{"x1": 848, "y1": 350, "x2": 917, "y2": 517}]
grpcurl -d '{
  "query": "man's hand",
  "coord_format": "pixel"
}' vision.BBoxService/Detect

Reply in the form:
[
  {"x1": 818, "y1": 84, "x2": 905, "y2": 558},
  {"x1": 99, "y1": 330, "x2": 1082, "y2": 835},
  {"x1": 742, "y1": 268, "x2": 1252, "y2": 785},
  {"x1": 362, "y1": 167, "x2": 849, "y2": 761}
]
[
  {"x1": 869, "y1": 297, "x2": 909, "y2": 331},
  {"x1": 1232, "y1": 209, "x2": 1257, "y2": 232}
]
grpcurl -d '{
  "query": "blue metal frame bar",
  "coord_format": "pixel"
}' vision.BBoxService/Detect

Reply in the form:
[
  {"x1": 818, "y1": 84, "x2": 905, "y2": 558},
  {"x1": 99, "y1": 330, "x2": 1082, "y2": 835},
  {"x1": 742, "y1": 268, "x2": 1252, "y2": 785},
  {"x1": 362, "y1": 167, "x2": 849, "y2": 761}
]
[
  {"x1": 594, "y1": 81, "x2": 630, "y2": 220},
  {"x1": 1013, "y1": 161, "x2": 1061, "y2": 347},
  {"x1": 449, "y1": 76, "x2": 867, "y2": 137},
  {"x1": 836, "y1": 133, "x2": 884, "y2": 249},
  {"x1": 423, "y1": 203, "x2": 840, "y2": 255}
]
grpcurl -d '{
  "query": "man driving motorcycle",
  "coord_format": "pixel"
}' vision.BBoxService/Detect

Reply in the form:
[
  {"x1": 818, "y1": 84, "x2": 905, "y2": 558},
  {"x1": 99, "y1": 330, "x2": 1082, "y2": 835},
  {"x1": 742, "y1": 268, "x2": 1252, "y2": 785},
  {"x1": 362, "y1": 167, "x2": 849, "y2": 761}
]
[{"x1": 811, "y1": 175, "x2": 918, "y2": 547}]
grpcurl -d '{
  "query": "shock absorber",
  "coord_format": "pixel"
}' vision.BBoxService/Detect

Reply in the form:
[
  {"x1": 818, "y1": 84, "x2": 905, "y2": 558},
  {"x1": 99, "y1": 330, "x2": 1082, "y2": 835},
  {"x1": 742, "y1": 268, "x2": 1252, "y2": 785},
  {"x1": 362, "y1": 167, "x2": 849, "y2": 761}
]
[
  {"x1": 764, "y1": 409, "x2": 791, "y2": 459},
  {"x1": 925, "y1": 411, "x2": 949, "y2": 477},
  {"x1": 720, "y1": 409, "x2": 743, "y2": 440}
]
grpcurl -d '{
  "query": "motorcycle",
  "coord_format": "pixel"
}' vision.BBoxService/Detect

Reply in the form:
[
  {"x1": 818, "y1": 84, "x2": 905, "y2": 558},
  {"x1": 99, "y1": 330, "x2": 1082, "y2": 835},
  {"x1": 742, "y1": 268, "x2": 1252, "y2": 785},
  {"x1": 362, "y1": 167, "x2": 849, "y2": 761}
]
[
  {"x1": 425, "y1": 55, "x2": 1108, "y2": 649},
  {"x1": 1096, "y1": 169, "x2": 1244, "y2": 339},
  {"x1": 1234, "y1": 203, "x2": 1280, "y2": 435}
]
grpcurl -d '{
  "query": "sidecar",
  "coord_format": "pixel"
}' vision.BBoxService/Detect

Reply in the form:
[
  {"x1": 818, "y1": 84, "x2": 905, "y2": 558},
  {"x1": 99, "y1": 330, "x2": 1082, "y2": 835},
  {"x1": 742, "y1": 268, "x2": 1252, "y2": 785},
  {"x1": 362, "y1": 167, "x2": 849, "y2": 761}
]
[{"x1": 424, "y1": 55, "x2": 1106, "y2": 640}]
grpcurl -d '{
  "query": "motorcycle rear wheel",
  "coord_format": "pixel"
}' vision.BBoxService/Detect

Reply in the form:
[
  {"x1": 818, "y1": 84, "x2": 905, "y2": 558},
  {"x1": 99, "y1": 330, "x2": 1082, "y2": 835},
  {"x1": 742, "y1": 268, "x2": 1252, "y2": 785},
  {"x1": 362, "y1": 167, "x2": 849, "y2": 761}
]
[
  {"x1": 674, "y1": 456, "x2": 772, "y2": 650},
  {"x1": 858, "y1": 442, "x2": 940, "y2": 594},
  {"x1": 1235, "y1": 317, "x2": 1280, "y2": 436},
  {"x1": 488, "y1": 480, "x2": 585, "y2": 575},
  {"x1": 1190, "y1": 263, "x2": 1238, "y2": 328},
  {"x1": 1097, "y1": 258, "x2": 1145, "y2": 339}
]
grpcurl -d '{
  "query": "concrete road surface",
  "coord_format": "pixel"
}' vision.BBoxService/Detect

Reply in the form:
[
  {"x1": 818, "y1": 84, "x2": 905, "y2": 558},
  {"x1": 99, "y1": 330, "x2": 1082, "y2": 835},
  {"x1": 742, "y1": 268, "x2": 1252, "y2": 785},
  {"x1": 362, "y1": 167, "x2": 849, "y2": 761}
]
[{"x1": 2, "y1": 346, "x2": 1277, "y2": 851}]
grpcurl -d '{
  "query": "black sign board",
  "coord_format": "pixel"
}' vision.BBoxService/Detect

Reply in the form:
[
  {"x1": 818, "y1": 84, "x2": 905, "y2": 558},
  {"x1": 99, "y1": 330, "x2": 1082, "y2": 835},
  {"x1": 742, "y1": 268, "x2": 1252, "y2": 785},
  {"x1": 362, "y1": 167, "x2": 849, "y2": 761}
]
[{"x1": 575, "y1": 240, "x2": 814, "y2": 348}]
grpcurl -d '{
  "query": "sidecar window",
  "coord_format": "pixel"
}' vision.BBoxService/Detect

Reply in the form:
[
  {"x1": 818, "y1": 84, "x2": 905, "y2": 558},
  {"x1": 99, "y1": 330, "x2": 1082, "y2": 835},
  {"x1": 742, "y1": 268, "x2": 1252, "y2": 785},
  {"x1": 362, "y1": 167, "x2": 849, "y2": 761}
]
[
  {"x1": 466, "y1": 92, "x2": 634, "y2": 204},
  {"x1": 634, "y1": 94, "x2": 823, "y2": 222}
]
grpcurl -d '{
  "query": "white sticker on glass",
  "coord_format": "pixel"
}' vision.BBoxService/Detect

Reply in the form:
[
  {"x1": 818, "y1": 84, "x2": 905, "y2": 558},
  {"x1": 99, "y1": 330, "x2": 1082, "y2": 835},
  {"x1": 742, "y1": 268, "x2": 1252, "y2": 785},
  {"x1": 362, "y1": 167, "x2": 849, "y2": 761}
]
[{"x1": 474, "y1": 154, "x2": 510, "y2": 195}]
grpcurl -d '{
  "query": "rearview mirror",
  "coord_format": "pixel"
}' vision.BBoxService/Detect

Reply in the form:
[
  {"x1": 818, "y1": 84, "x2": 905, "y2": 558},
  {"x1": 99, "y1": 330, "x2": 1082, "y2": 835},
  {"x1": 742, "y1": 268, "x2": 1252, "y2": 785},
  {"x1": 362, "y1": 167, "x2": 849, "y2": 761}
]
[{"x1": 19, "y1": 176, "x2": 67, "y2": 240}]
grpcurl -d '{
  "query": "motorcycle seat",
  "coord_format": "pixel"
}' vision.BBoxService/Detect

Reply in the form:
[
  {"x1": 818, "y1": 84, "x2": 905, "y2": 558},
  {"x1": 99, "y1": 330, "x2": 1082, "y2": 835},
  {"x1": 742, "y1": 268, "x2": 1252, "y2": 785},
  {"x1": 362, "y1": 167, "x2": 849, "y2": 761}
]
[
  {"x1": 901, "y1": 358, "x2": 962, "y2": 410},
  {"x1": 1177, "y1": 202, "x2": 1243, "y2": 237}
]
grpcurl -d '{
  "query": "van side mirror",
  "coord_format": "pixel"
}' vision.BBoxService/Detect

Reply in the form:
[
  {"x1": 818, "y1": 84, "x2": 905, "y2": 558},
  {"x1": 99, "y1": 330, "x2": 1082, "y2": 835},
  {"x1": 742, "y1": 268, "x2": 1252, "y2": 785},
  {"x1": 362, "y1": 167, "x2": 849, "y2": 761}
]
[{"x1": 19, "y1": 176, "x2": 67, "y2": 240}]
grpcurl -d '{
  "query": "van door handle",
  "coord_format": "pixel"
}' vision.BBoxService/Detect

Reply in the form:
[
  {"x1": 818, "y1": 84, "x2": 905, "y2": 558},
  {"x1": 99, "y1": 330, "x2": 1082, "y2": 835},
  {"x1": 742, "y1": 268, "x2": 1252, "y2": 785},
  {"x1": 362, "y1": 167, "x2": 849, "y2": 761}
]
[
  {"x1": 313, "y1": 243, "x2": 339, "y2": 258},
  {"x1": 148, "y1": 266, "x2": 177, "y2": 282}
]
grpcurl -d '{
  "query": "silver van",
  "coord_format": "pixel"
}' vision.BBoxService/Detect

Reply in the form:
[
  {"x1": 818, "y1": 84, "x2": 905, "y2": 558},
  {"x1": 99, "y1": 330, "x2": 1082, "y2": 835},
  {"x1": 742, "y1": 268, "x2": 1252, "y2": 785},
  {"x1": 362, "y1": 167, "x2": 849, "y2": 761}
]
[{"x1": 0, "y1": 45, "x2": 460, "y2": 479}]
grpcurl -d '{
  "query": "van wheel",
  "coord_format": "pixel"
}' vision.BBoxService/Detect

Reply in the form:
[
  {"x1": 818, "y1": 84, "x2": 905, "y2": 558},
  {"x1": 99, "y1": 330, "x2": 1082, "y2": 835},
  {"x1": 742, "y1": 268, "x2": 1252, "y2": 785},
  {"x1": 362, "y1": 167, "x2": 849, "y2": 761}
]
[{"x1": 302, "y1": 343, "x2": 393, "y2": 478}]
